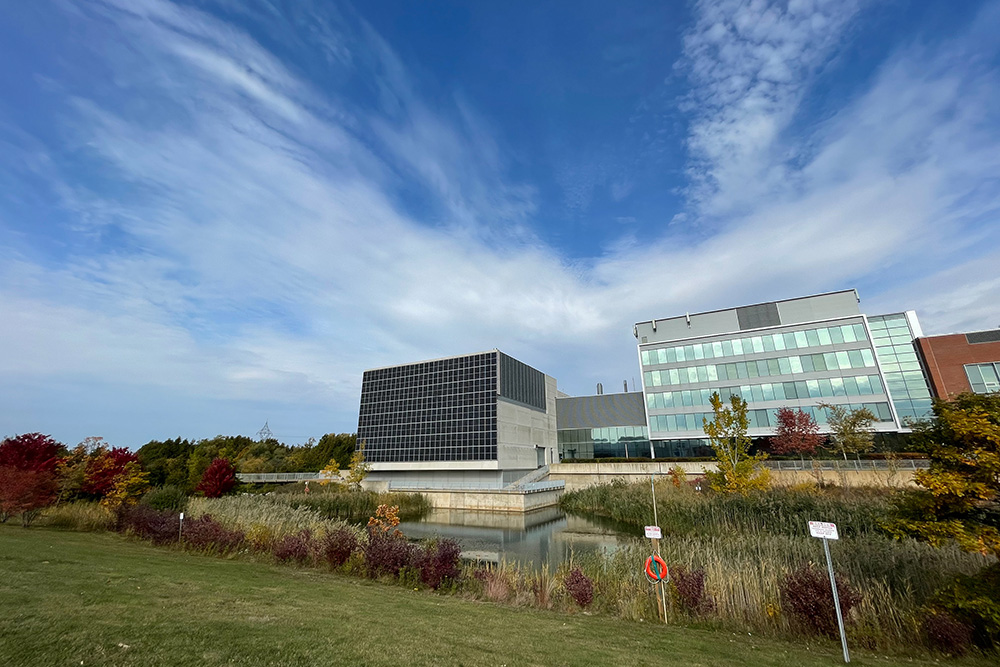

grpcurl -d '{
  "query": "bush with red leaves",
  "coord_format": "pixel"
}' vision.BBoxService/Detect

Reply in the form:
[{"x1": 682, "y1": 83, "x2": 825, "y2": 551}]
[
  {"x1": 418, "y1": 539, "x2": 462, "y2": 589},
  {"x1": 273, "y1": 529, "x2": 315, "y2": 564},
  {"x1": 182, "y1": 515, "x2": 245, "y2": 553},
  {"x1": 82, "y1": 447, "x2": 140, "y2": 498},
  {"x1": 564, "y1": 567, "x2": 594, "y2": 608},
  {"x1": 196, "y1": 458, "x2": 238, "y2": 498},
  {"x1": 670, "y1": 565, "x2": 715, "y2": 615},
  {"x1": 318, "y1": 527, "x2": 359, "y2": 568},
  {"x1": 780, "y1": 564, "x2": 861, "y2": 637},
  {"x1": 118, "y1": 505, "x2": 179, "y2": 545},
  {"x1": 0, "y1": 466, "x2": 58, "y2": 526},
  {"x1": 0, "y1": 433, "x2": 65, "y2": 473},
  {"x1": 363, "y1": 530, "x2": 418, "y2": 578},
  {"x1": 921, "y1": 610, "x2": 973, "y2": 656}
]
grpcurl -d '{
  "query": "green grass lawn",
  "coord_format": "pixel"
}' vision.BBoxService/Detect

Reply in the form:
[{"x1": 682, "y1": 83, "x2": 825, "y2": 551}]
[{"x1": 0, "y1": 525, "x2": 989, "y2": 667}]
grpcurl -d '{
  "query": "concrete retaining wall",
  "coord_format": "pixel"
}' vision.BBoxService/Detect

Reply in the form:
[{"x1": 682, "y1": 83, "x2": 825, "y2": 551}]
[
  {"x1": 416, "y1": 488, "x2": 562, "y2": 512},
  {"x1": 549, "y1": 461, "x2": 920, "y2": 491}
]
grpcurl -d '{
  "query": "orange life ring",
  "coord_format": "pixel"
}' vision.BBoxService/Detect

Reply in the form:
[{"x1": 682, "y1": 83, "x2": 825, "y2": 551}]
[{"x1": 644, "y1": 554, "x2": 668, "y2": 582}]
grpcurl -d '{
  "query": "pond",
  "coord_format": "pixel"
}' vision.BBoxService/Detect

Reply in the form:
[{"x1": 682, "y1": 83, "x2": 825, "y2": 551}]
[{"x1": 397, "y1": 507, "x2": 641, "y2": 571}]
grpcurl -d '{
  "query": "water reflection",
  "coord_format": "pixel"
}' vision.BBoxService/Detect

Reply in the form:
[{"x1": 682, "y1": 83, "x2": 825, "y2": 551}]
[{"x1": 398, "y1": 508, "x2": 639, "y2": 571}]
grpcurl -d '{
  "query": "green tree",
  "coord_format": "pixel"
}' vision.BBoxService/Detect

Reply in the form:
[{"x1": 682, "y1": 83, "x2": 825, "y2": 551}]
[
  {"x1": 346, "y1": 440, "x2": 371, "y2": 491},
  {"x1": 819, "y1": 403, "x2": 875, "y2": 461},
  {"x1": 702, "y1": 393, "x2": 769, "y2": 494},
  {"x1": 136, "y1": 437, "x2": 194, "y2": 487},
  {"x1": 888, "y1": 393, "x2": 1000, "y2": 558}
]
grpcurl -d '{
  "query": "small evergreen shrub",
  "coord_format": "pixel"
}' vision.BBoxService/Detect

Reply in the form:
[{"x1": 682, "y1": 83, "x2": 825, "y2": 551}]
[
  {"x1": 318, "y1": 527, "x2": 358, "y2": 568},
  {"x1": 670, "y1": 565, "x2": 715, "y2": 615},
  {"x1": 780, "y1": 564, "x2": 860, "y2": 637},
  {"x1": 182, "y1": 515, "x2": 245, "y2": 553},
  {"x1": 418, "y1": 539, "x2": 461, "y2": 589},
  {"x1": 273, "y1": 529, "x2": 315, "y2": 564},
  {"x1": 141, "y1": 485, "x2": 188, "y2": 512},
  {"x1": 920, "y1": 610, "x2": 973, "y2": 656},
  {"x1": 564, "y1": 567, "x2": 593, "y2": 608}
]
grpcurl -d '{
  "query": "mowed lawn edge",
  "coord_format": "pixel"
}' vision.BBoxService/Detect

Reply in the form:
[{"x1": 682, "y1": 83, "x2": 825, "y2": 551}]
[{"x1": 0, "y1": 525, "x2": 987, "y2": 667}]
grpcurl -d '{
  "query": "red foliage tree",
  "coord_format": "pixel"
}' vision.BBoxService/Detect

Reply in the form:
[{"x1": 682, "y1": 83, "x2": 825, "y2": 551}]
[
  {"x1": 769, "y1": 407, "x2": 824, "y2": 462},
  {"x1": 196, "y1": 458, "x2": 237, "y2": 498},
  {"x1": 0, "y1": 466, "x2": 58, "y2": 526},
  {"x1": 0, "y1": 433, "x2": 65, "y2": 473},
  {"x1": 82, "y1": 447, "x2": 140, "y2": 498}
]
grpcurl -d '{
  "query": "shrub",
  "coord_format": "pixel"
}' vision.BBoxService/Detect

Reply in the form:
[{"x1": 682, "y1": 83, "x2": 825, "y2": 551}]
[
  {"x1": 363, "y1": 530, "x2": 417, "y2": 579},
  {"x1": 564, "y1": 567, "x2": 593, "y2": 608},
  {"x1": 273, "y1": 529, "x2": 315, "y2": 564},
  {"x1": 182, "y1": 515, "x2": 245, "y2": 553},
  {"x1": 920, "y1": 610, "x2": 973, "y2": 656},
  {"x1": 117, "y1": 505, "x2": 179, "y2": 545},
  {"x1": 318, "y1": 528, "x2": 359, "y2": 568},
  {"x1": 930, "y1": 563, "x2": 1000, "y2": 650},
  {"x1": 670, "y1": 565, "x2": 715, "y2": 615},
  {"x1": 141, "y1": 485, "x2": 188, "y2": 512},
  {"x1": 780, "y1": 564, "x2": 860, "y2": 637},
  {"x1": 418, "y1": 539, "x2": 462, "y2": 589}
]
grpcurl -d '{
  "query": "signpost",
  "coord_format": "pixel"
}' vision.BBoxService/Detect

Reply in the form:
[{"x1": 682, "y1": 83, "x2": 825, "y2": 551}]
[
  {"x1": 179, "y1": 512, "x2": 184, "y2": 542},
  {"x1": 648, "y1": 475, "x2": 668, "y2": 624},
  {"x1": 809, "y1": 521, "x2": 849, "y2": 664}
]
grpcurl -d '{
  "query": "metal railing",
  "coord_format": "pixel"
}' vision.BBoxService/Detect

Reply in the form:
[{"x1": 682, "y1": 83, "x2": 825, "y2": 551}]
[
  {"x1": 762, "y1": 459, "x2": 928, "y2": 472},
  {"x1": 236, "y1": 472, "x2": 323, "y2": 483},
  {"x1": 388, "y1": 480, "x2": 565, "y2": 494}
]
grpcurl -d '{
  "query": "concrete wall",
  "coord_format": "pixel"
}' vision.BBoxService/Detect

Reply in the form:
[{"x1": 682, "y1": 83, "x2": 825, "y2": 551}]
[
  {"x1": 416, "y1": 488, "x2": 562, "y2": 512},
  {"x1": 549, "y1": 461, "x2": 919, "y2": 491},
  {"x1": 497, "y1": 374, "x2": 558, "y2": 470}
]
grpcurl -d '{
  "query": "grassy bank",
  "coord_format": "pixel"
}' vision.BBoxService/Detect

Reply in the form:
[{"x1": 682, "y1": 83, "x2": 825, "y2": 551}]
[
  {"x1": 560, "y1": 482, "x2": 992, "y2": 647},
  {"x1": 0, "y1": 525, "x2": 991, "y2": 667}
]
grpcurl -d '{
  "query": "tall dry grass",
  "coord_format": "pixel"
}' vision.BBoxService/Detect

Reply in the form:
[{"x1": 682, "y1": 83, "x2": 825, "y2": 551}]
[
  {"x1": 269, "y1": 490, "x2": 431, "y2": 523},
  {"x1": 40, "y1": 501, "x2": 114, "y2": 532}
]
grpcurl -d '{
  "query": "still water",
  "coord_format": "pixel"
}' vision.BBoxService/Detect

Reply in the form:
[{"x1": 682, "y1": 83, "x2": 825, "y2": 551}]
[{"x1": 398, "y1": 507, "x2": 641, "y2": 571}]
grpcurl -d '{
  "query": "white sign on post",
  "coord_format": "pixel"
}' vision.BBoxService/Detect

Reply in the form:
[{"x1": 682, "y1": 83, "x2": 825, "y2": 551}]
[
  {"x1": 644, "y1": 525, "x2": 662, "y2": 539},
  {"x1": 808, "y1": 521, "x2": 839, "y2": 540}
]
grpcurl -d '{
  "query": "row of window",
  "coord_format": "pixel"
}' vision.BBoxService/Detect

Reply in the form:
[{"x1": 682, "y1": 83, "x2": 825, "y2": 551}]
[
  {"x1": 643, "y1": 349, "x2": 877, "y2": 388},
  {"x1": 366, "y1": 445, "x2": 499, "y2": 463},
  {"x1": 640, "y1": 323, "x2": 867, "y2": 367},
  {"x1": 557, "y1": 426, "x2": 649, "y2": 445},
  {"x1": 645, "y1": 374, "x2": 886, "y2": 410},
  {"x1": 649, "y1": 402, "x2": 894, "y2": 433},
  {"x1": 966, "y1": 362, "x2": 1000, "y2": 394}
]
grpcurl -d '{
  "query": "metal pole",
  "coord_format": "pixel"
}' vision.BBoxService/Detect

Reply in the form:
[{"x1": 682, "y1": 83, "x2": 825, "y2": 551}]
[
  {"x1": 650, "y1": 475, "x2": 667, "y2": 624},
  {"x1": 824, "y1": 537, "x2": 850, "y2": 663}
]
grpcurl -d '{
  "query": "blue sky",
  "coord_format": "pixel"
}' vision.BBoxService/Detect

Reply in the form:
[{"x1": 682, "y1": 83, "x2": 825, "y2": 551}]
[{"x1": 2, "y1": 0, "x2": 999, "y2": 448}]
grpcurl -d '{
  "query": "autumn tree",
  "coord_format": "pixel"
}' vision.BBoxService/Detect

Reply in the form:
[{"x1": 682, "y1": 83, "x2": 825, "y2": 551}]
[
  {"x1": 770, "y1": 407, "x2": 824, "y2": 464},
  {"x1": 196, "y1": 457, "x2": 238, "y2": 498},
  {"x1": 819, "y1": 403, "x2": 876, "y2": 461},
  {"x1": 702, "y1": 393, "x2": 769, "y2": 494},
  {"x1": 346, "y1": 440, "x2": 371, "y2": 491},
  {"x1": 888, "y1": 393, "x2": 1000, "y2": 558},
  {"x1": 319, "y1": 457, "x2": 341, "y2": 486},
  {"x1": 100, "y1": 461, "x2": 150, "y2": 514},
  {"x1": 0, "y1": 433, "x2": 64, "y2": 526},
  {"x1": 82, "y1": 447, "x2": 141, "y2": 498}
]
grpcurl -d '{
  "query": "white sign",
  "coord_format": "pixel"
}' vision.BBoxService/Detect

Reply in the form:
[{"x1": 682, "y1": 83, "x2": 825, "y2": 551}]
[
  {"x1": 179, "y1": 513, "x2": 184, "y2": 521},
  {"x1": 808, "y1": 521, "x2": 839, "y2": 540},
  {"x1": 644, "y1": 525, "x2": 662, "y2": 539}
]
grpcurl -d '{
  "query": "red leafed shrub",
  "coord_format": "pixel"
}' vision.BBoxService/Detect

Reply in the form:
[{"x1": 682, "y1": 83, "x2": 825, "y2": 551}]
[
  {"x1": 921, "y1": 610, "x2": 973, "y2": 656},
  {"x1": 196, "y1": 458, "x2": 238, "y2": 498},
  {"x1": 182, "y1": 515, "x2": 245, "y2": 553},
  {"x1": 318, "y1": 528, "x2": 359, "y2": 568},
  {"x1": 0, "y1": 466, "x2": 58, "y2": 526},
  {"x1": 564, "y1": 567, "x2": 594, "y2": 608},
  {"x1": 83, "y1": 447, "x2": 139, "y2": 498},
  {"x1": 118, "y1": 505, "x2": 179, "y2": 545},
  {"x1": 780, "y1": 564, "x2": 861, "y2": 637},
  {"x1": 363, "y1": 530, "x2": 418, "y2": 578},
  {"x1": 670, "y1": 565, "x2": 715, "y2": 615},
  {"x1": 418, "y1": 539, "x2": 462, "y2": 589},
  {"x1": 0, "y1": 433, "x2": 64, "y2": 473},
  {"x1": 273, "y1": 529, "x2": 315, "y2": 564}
]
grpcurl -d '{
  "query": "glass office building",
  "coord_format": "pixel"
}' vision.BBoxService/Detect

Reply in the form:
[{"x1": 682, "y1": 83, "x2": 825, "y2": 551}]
[
  {"x1": 555, "y1": 392, "x2": 650, "y2": 459},
  {"x1": 868, "y1": 313, "x2": 934, "y2": 423},
  {"x1": 634, "y1": 291, "x2": 903, "y2": 452}
]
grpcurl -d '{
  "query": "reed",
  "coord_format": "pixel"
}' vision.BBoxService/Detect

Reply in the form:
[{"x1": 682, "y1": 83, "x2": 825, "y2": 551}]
[
  {"x1": 269, "y1": 490, "x2": 431, "y2": 523},
  {"x1": 39, "y1": 501, "x2": 114, "y2": 532}
]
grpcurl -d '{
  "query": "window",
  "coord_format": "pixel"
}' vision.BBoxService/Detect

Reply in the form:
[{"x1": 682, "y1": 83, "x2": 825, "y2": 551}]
[{"x1": 966, "y1": 362, "x2": 1000, "y2": 393}]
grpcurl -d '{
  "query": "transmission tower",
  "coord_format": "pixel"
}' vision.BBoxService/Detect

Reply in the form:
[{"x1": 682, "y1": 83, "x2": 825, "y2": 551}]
[{"x1": 256, "y1": 421, "x2": 274, "y2": 441}]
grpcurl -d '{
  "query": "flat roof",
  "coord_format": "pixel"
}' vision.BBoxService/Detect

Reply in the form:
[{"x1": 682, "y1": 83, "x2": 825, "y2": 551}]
[{"x1": 633, "y1": 289, "x2": 859, "y2": 327}]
